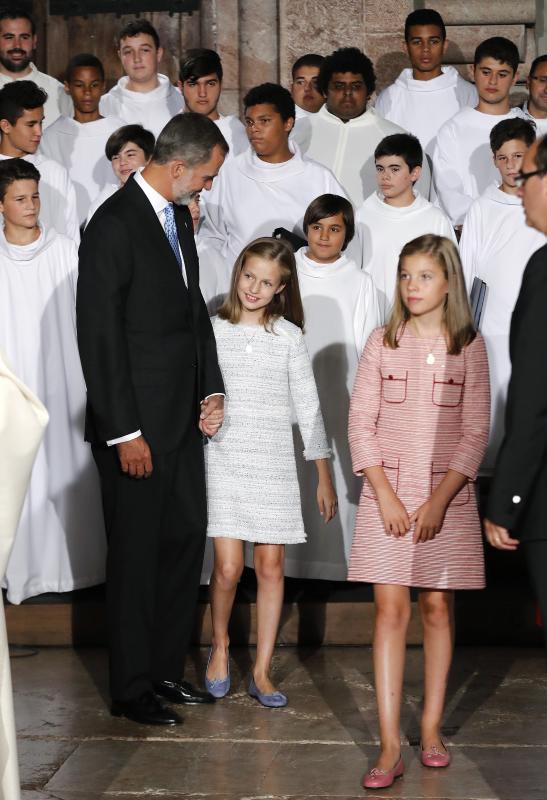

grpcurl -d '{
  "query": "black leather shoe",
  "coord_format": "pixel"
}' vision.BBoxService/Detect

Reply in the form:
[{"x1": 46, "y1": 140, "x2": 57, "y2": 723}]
[
  {"x1": 154, "y1": 679, "x2": 215, "y2": 705},
  {"x1": 111, "y1": 691, "x2": 183, "y2": 725}
]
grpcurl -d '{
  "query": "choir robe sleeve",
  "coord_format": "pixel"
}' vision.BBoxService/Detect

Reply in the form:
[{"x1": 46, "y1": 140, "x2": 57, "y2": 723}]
[
  {"x1": 433, "y1": 122, "x2": 474, "y2": 226},
  {"x1": 459, "y1": 201, "x2": 482, "y2": 290}
]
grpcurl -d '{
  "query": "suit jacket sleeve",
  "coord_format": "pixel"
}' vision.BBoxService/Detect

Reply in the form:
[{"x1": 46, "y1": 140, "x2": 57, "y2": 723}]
[
  {"x1": 487, "y1": 247, "x2": 547, "y2": 529},
  {"x1": 76, "y1": 212, "x2": 141, "y2": 442}
]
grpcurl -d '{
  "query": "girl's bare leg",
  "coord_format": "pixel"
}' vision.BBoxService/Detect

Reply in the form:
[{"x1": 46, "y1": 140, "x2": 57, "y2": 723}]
[
  {"x1": 252, "y1": 543, "x2": 285, "y2": 694},
  {"x1": 372, "y1": 583, "x2": 412, "y2": 771},
  {"x1": 207, "y1": 537, "x2": 244, "y2": 680},
  {"x1": 419, "y1": 589, "x2": 454, "y2": 753}
]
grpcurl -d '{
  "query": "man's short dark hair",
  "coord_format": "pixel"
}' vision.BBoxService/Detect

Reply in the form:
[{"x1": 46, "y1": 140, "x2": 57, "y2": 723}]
[
  {"x1": 153, "y1": 112, "x2": 228, "y2": 166},
  {"x1": 530, "y1": 54, "x2": 547, "y2": 78},
  {"x1": 243, "y1": 83, "x2": 295, "y2": 122},
  {"x1": 116, "y1": 19, "x2": 160, "y2": 50},
  {"x1": 179, "y1": 48, "x2": 223, "y2": 83},
  {"x1": 0, "y1": 6, "x2": 35, "y2": 35},
  {"x1": 0, "y1": 157, "x2": 39, "y2": 200},
  {"x1": 105, "y1": 124, "x2": 155, "y2": 161},
  {"x1": 66, "y1": 53, "x2": 105, "y2": 84},
  {"x1": 317, "y1": 47, "x2": 376, "y2": 97},
  {"x1": 0, "y1": 80, "x2": 47, "y2": 125},
  {"x1": 490, "y1": 118, "x2": 536, "y2": 154},
  {"x1": 404, "y1": 9, "x2": 446, "y2": 42},
  {"x1": 291, "y1": 54, "x2": 325, "y2": 79},
  {"x1": 374, "y1": 133, "x2": 423, "y2": 172},
  {"x1": 303, "y1": 193, "x2": 355, "y2": 250},
  {"x1": 474, "y1": 37, "x2": 519, "y2": 73}
]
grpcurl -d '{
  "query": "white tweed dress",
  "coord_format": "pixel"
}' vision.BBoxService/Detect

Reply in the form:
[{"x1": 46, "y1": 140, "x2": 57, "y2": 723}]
[{"x1": 206, "y1": 316, "x2": 331, "y2": 543}]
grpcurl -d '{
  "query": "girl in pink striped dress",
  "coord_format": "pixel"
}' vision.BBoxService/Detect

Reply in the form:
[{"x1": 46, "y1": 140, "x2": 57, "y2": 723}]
[{"x1": 348, "y1": 234, "x2": 490, "y2": 790}]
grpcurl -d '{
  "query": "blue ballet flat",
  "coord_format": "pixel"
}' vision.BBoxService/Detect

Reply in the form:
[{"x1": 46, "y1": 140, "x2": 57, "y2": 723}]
[
  {"x1": 248, "y1": 676, "x2": 288, "y2": 708},
  {"x1": 205, "y1": 647, "x2": 230, "y2": 699}
]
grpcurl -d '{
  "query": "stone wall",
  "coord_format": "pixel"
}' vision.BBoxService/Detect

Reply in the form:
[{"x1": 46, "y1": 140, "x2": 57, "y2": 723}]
[{"x1": 32, "y1": 0, "x2": 543, "y2": 114}]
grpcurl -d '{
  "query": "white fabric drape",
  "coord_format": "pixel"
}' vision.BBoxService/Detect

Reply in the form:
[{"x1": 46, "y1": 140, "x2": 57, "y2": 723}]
[{"x1": 0, "y1": 350, "x2": 49, "y2": 800}]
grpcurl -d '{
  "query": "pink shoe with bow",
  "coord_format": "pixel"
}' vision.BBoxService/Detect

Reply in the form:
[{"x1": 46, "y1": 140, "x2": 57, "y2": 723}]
[
  {"x1": 420, "y1": 742, "x2": 451, "y2": 768},
  {"x1": 362, "y1": 755, "x2": 404, "y2": 789}
]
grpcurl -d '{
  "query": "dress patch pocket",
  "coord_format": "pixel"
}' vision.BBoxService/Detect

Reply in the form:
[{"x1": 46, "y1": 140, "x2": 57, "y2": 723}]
[
  {"x1": 363, "y1": 458, "x2": 400, "y2": 500},
  {"x1": 430, "y1": 462, "x2": 470, "y2": 506},
  {"x1": 381, "y1": 371, "x2": 408, "y2": 404},
  {"x1": 432, "y1": 374, "x2": 464, "y2": 407}
]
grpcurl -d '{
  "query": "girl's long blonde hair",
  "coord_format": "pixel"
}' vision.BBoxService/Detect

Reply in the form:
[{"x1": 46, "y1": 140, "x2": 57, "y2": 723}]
[
  {"x1": 384, "y1": 234, "x2": 476, "y2": 355},
  {"x1": 218, "y1": 237, "x2": 304, "y2": 330}
]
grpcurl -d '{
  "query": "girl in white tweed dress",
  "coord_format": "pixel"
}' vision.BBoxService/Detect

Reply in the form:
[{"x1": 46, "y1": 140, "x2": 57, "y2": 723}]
[{"x1": 205, "y1": 237, "x2": 337, "y2": 707}]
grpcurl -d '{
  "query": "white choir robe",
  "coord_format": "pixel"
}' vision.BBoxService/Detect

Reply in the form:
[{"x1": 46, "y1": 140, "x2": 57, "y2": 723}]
[
  {"x1": 432, "y1": 106, "x2": 526, "y2": 226},
  {"x1": 0, "y1": 350, "x2": 48, "y2": 800},
  {"x1": 197, "y1": 141, "x2": 349, "y2": 302},
  {"x1": 522, "y1": 103, "x2": 547, "y2": 138},
  {"x1": 99, "y1": 74, "x2": 184, "y2": 138},
  {"x1": 374, "y1": 67, "x2": 477, "y2": 160},
  {"x1": 459, "y1": 182, "x2": 546, "y2": 471},
  {"x1": 0, "y1": 226, "x2": 106, "y2": 603},
  {"x1": 0, "y1": 63, "x2": 73, "y2": 129},
  {"x1": 85, "y1": 182, "x2": 119, "y2": 226},
  {"x1": 356, "y1": 190, "x2": 456, "y2": 320},
  {"x1": 40, "y1": 114, "x2": 126, "y2": 225},
  {"x1": 291, "y1": 104, "x2": 432, "y2": 207},
  {"x1": 284, "y1": 248, "x2": 380, "y2": 579},
  {"x1": 0, "y1": 152, "x2": 80, "y2": 242}
]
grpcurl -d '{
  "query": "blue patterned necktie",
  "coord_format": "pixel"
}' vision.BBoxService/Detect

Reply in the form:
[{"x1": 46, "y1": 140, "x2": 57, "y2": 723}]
[{"x1": 163, "y1": 202, "x2": 183, "y2": 272}]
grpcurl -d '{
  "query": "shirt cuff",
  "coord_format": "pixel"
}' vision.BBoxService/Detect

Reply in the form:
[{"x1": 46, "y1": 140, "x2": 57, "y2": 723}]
[
  {"x1": 107, "y1": 430, "x2": 142, "y2": 446},
  {"x1": 202, "y1": 393, "x2": 225, "y2": 402}
]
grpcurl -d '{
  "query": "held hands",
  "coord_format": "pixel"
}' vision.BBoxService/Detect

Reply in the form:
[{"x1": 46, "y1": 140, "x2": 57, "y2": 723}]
[
  {"x1": 484, "y1": 519, "x2": 519, "y2": 551},
  {"x1": 116, "y1": 435, "x2": 153, "y2": 479},
  {"x1": 199, "y1": 395, "x2": 224, "y2": 437},
  {"x1": 317, "y1": 474, "x2": 338, "y2": 523}
]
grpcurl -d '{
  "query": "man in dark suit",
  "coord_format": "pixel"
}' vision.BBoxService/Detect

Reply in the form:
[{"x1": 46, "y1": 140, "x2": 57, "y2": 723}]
[
  {"x1": 77, "y1": 112, "x2": 228, "y2": 724},
  {"x1": 485, "y1": 134, "x2": 547, "y2": 649}
]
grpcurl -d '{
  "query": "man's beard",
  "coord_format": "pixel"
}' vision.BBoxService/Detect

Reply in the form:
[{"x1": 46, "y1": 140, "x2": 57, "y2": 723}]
[
  {"x1": 173, "y1": 188, "x2": 198, "y2": 206},
  {"x1": 0, "y1": 51, "x2": 32, "y2": 73}
]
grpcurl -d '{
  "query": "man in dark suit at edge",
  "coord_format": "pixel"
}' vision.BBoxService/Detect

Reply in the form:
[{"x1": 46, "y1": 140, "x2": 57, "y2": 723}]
[
  {"x1": 77, "y1": 112, "x2": 228, "y2": 724},
  {"x1": 485, "y1": 134, "x2": 547, "y2": 651}
]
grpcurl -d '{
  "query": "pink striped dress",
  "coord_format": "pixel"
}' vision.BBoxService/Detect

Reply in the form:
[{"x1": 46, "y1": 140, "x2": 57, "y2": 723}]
[{"x1": 348, "y1": 326, "x2": 490, "y2": 589}]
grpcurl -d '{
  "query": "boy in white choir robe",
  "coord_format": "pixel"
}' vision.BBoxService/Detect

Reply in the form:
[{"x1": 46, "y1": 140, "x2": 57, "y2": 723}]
[
  {"x1": 292, "y1": 46, "x2": 431, "y2": 207},
  {"x1": 41, "y1": 54, "x2": 125, "y2": 226},
  {"x1": 523, "y1": 55, "x2": 547, "y2": 138},
  {"x1": 0, "y1": 159, "x2": 105, "y2": 604},
  {"x1": 85, "y1": 123, "x2": 154, "y2": 225},
  {"x1": 197, "y1": 83, "x2": 347, "y2": 302},
  {"x1": 179, "y1": 49, "x2": 247, "y2": 158},
  {"x1": 100, "y1": 20, "x2": 183, "y2": 138},
  {"x1": 0, "y1": 81, "x2": 79, "y2": 240},
  {"x1": 356, "y1": 133, "x2": 455, "y2": 319},
  {"x1": 460, "y1": 118, "x2": 545, "y2": 471},
  {"x1": 433, "y1": 36, "x2": 525, "y2": 227},
  {"x1": 375, "y1": 9, "x2": 477, "y2": 161},
  {"x1": 285, "y1": 194, "x2": 380, "y2": 580},
  {"x1": 290, "y1": 53, "x2": 325, "y2": 125}
]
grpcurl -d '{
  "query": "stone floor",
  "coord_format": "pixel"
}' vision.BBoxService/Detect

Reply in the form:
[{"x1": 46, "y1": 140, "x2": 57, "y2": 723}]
[{"x1": 12, "y1": 645, "x2": 547, "y2": 800}]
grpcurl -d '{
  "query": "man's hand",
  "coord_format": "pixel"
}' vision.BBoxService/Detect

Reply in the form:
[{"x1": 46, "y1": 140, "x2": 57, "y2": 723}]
[
  {"x1": 116, "y1": 435, "x2": 153, "y2": 479},
  {"x1": 484, "y1": 519, "x2": 519, "y2": 551},
  {"x1": 199, "y1": 395, "x2": 224, "y2": 437}
]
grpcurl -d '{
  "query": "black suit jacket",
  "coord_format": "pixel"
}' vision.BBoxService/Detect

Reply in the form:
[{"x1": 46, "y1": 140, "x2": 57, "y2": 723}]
[
  {"x1": 76, "y1": 175, "x2": 224, "y2": 454},
  {"x1": 487, "y1": 243, "x2": 547, "y2": 541}
]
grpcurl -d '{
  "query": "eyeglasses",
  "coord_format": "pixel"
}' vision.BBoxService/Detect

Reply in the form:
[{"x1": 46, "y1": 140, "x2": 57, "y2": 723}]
[{"x1": 514, "y1": 168, "x2": 547, "y2": 188}]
